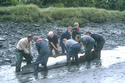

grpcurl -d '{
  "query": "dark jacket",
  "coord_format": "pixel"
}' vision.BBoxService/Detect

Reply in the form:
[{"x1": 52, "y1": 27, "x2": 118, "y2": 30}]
[
  {"x1": 36, "y1": 40, "x2": 49, "y2": 55},
  {"x1": 91, "y1": 34, "x2": 105, "y2": 44},
  {"x1": 81, "y1": 35, "x2": 95, "y2": 47},
  {"x1": 91, "y1": 34, "x2": 105, "y2": 50},
  {"x1": 47, "y1": 35, "x2": 58, "y2": 46},
  {"x1": 72, "y1": 28, "x2": 80, "y2": 39},
  {"x1": 60, "y1": 30, "x2": 71, "y2": 45},
  {"x1": 35, "y1": 39, "x2": 49, "y2": 65}
]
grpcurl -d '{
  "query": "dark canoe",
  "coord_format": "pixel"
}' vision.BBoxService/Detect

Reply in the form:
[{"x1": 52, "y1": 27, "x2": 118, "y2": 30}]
[{"x1": 20, "y1": 53, "x2": 97, "y2": 74}]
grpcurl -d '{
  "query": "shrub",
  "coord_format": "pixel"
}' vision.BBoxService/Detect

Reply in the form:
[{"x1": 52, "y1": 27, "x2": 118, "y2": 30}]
[{"x1": 0, "y1": 4, "x2": 125, "y2": 26}]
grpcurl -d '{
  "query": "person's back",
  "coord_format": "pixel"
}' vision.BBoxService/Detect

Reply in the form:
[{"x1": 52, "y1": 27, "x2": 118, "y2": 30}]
[
  {"x1": 91, "y1": 34, "x2": 105, "y2": 59},
  {"x1": 81, "y1": 35, "x2": 95, "y2": 46},
  {"x1": 66, "y1": 35, "x2": 81, "y2": 64},
  {"x1": 81, "y1": 35, "x2": 95, "y2": 62},
  {"x1": 65, "y1": 39, "x2": 78, "y2": 50},
  {"x1": 91, "y1": 34, "x2": 105, "y2": 50},
  {"x1": 34, "y1": 37, "x2": 49, "y2": 74},
  {"x1": 85, "y1": 32, "x2": 105, "y2": 59},
  {"x1": 91, "y1": 34, "x2": 105, "y2": 43},
  {"x1": 36, "y1": 40, "x2": 49, "y2": 54}
]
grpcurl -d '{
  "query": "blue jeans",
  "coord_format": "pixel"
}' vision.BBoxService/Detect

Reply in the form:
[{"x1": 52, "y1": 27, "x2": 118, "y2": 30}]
[
  {"x1": 60, "y1": 42, "x2": 66, "y2": 54},
  {"x1": 34, "y1": 52, "x2": 49, "y2": 66},
  {"x1": 34, "y1": 49, "x2": 49, "y2": 72},
  {"x1": 67, "y1": 43, "x2": 81, "y2": 62}
]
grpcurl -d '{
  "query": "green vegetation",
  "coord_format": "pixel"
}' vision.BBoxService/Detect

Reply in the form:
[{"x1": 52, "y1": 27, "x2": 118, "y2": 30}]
[
  {"x1": 0, "y1": 4, "x2": 125, "y2": 26},
  {"x1": 0, "y1": 0, "x2": 125, "y2": 11}
]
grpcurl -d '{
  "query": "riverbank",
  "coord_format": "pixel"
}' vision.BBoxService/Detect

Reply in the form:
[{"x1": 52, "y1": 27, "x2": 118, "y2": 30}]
[
  {"x1": 0, "y1": 22, "x2": 125, "y2": 82},
  {"x1": 0, "y1": 22, "x2": 125, "y2": 66},
  {"x1": 0, "y1": 4, "x2": 125, "y2": 26}
]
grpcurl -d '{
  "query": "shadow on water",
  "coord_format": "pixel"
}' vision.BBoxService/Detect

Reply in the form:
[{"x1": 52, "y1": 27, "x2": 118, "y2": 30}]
[
  {"x1": 16, "y1": 74, "x2": 33, "y2": 83},
  {"x1": 34, "y1": 70, "x2": 48, "y2": 80},
  {"x1": 1, "y1": 46, "x2": 125, "y2": 83}
]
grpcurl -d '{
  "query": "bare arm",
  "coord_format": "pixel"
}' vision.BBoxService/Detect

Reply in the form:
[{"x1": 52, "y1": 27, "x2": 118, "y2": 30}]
[
  {"x1": 50, "y1": 42, "x2": 58, "y2": 51},
  {"x1": 56, "y1": 43, "x2": 59, "y2": 51},
  {"x1": 29, "y1": 43, "x2": 32, "y2": 56}
]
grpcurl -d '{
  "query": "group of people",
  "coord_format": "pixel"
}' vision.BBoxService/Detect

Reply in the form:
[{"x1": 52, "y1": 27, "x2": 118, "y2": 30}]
[{"x1": 15, "y1": 22, "x2": 105, "y2": 75}]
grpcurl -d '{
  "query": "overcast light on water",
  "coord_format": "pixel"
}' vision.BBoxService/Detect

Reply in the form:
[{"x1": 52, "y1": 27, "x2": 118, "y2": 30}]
[{"x1": 1, "y1": 46, "x2": 125, "y2": 83}]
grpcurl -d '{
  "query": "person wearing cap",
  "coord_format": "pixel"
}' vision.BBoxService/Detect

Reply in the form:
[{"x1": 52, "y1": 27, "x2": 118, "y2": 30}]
[
  {"x1": 47, "y1": 31, "x2": 59, "y2": 57},
  {"x1": 86, "y1": 32, "x2": 105, "y2": 59},
  {"x1": 33, "y1": 37, "x2": 49, "y2": 74},
  {"x1": 63, "y1": 35, "x2": 81, "y2": 65},
  {"x1": 81, "y1": 35, "x2": 95, "y2": 62},
  {"x1": 60, "y1": 26, "x2": 72, "y2": 54},
  {"x1": 72, "y1": 22, "x2": 81, "y2": 40},
  {"x1": 15, "y1": 34, "x2": 33, "y2": 72}
]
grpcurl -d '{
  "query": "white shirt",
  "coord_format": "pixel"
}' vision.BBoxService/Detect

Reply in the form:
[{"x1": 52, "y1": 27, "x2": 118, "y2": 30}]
[{"x1": 16, "y1": 38, "x2": 32, "y2": 54}]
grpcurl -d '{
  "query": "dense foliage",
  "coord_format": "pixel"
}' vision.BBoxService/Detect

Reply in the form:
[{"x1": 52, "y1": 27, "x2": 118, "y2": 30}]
[
  {"x1": 0, "y1": 4, "x2": 124, "y2": 26},
  {"x1": 0, "y1": 0, "x2": 125, "y2": 11}
]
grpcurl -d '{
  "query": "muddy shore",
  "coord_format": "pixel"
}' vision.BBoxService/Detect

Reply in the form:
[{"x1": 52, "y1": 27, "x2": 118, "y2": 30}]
[
  {"x1": 0, "y1": 22, "x2": 125, "y2": 83},
  {"x1": 0, "y1": 22, "x2": 125, "y2": 65}
]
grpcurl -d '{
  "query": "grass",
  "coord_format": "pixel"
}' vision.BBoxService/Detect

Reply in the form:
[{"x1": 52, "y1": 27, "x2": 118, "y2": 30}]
[{"x1": 0, "y1": 4, "x2": 125, "y2": 26}]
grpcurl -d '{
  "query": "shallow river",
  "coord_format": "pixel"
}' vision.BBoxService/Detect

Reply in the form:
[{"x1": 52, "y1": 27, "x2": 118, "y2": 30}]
[{"x1": 1, "y1": 46, "x2": 125, "y2": 83}]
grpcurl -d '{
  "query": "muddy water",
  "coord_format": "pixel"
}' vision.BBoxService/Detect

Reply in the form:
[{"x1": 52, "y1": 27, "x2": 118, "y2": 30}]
[
  {"x1": 0, "y1": 22, "x2": 125, "y2": 83},
  {"x1": 1, "y1": 46, "x2": 125, "y2": 83}
]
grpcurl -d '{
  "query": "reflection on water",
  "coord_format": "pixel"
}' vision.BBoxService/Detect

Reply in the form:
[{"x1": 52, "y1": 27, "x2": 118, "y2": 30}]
[
  {"x1": 85, "y1": 62, "x2": 91, "y2": 69},
  {"x1": 67, "y1": 65, "x2": 80, "y2": 72},
  {"x1": 101, "y1": 46, "x2": 125, "y2": 67},
  {"x1": 41, "y1": 70, "x2": 48, "y2": 79},
  {"x1": 0, "y1": 46, "x2": 125, "y2": 83},
  {"x1": 0, "y1": 65, "x2": 18, "y2": 83},
  {"x1": 34, "y1": 70, "x2": 48, "y2": 80}
]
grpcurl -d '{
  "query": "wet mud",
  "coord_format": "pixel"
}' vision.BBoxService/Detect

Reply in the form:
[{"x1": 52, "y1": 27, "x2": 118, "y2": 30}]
[{"x1": 0, "y1": 22, "x2": 125, "y2": 83}]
